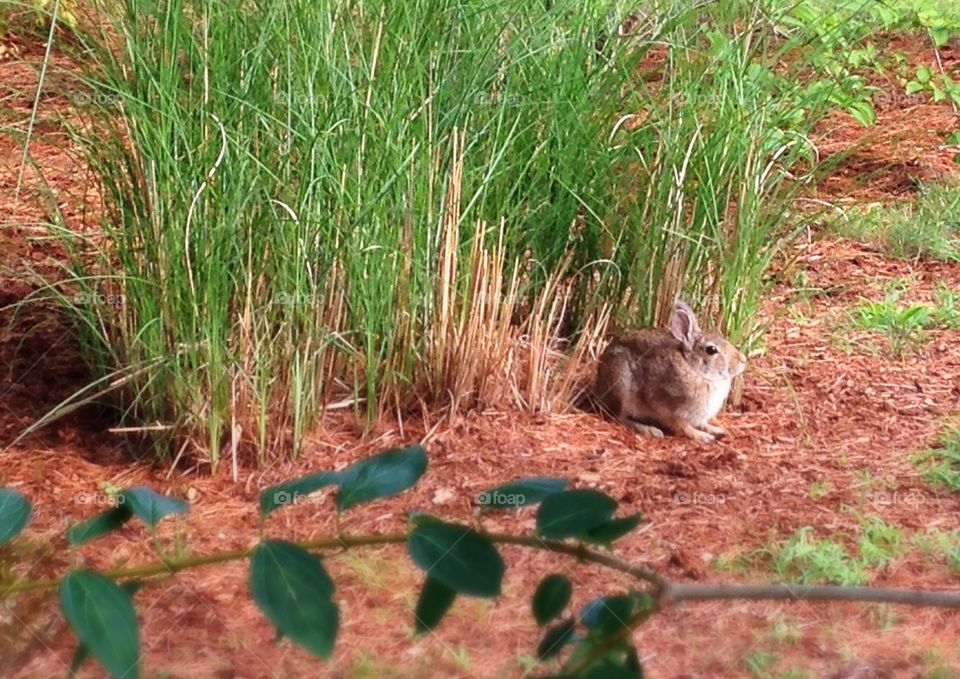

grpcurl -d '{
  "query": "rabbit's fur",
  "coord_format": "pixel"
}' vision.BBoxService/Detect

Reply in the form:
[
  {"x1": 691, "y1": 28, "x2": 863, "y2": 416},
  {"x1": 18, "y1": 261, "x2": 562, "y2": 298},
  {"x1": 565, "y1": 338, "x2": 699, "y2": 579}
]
[{"x1": 594, "y1": 301, "x2": 746, "y2": 443}]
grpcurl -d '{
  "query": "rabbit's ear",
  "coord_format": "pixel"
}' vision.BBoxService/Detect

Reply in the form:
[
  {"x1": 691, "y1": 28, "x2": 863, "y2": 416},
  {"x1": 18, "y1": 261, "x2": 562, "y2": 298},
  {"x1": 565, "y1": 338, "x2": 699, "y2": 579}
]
[{"x1": 670, "y1": 301, "x2": 700, "y2": 348}]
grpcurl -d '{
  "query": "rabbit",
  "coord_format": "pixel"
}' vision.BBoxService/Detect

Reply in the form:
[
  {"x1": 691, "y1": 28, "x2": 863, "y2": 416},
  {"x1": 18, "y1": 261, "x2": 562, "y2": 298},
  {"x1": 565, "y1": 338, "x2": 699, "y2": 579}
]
[{"x1": 594, "y1": 301, "x2": 746, "y2": 443}]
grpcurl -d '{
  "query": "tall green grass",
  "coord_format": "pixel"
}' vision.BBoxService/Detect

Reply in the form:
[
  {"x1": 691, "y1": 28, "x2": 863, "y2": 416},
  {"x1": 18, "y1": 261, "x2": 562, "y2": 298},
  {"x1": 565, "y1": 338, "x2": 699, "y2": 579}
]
[{"x1": 25, "y1": 0, "x2": 822, "y2": 464}]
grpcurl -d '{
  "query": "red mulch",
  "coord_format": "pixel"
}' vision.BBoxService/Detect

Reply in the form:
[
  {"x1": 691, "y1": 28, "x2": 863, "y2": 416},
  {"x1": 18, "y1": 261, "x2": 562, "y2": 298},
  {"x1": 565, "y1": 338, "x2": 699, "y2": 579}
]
[{"x1": 2, "y1": 19, "x2": 960, "y2": 679}]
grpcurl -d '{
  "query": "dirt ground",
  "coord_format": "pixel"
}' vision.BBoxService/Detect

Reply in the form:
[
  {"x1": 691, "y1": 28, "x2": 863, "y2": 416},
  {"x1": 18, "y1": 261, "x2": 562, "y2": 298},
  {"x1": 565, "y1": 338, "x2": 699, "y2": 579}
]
[{"x1": 2, "y1": 20, "x2": 960, "y2": 679}]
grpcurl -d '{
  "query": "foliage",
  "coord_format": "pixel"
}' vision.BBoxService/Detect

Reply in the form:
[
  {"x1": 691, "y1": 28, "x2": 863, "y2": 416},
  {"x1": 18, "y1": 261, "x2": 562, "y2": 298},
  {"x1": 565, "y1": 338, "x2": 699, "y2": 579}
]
[
  {"x1": 777, "y1": 0, "x2": 960, "y2": 116},
  {"x1": 906, "y1": 65, "x2": 960, "y2": 106}
]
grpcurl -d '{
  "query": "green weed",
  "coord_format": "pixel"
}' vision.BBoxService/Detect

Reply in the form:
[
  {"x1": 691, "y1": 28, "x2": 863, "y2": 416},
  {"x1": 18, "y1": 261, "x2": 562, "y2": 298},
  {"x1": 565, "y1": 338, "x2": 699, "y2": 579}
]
[
  {"x1": 831, "y1": 182, "x2": 960, "y2": 262},
  {"x1": 913, "y1": 530, "x2": 960, "y2": 573},
  {"x1": 915, "y1": 429, "x2": 960, "y2": 492},
  {"x1": 733, "y1": 518, "x2": 904, "y2": 586},
  {"x1": 851, "y1": 292, "x2": 936, "y2": 355}
]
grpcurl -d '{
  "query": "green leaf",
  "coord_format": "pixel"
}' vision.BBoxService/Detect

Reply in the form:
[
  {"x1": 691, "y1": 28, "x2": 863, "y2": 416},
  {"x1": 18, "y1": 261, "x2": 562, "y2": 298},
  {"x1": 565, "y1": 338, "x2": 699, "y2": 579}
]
[
  {"x1": 120, "y1": 486, "x2": 188, "y2": 529},
  {"x1": 536, "y1": 490, "x2": 617, "y2": 539},
  {"x1": 67, "y1": 506, "x2": 133, "y2": 546},
  {"x1": 68, "y1": 582, "x2": 143, "y2": 678},
  {"x1": 259, "y1": 471, "x2": 340, "y2": 516},
  {"x1": 413, "y1": 575, "x2": 457, "y2": 634},
  {"x1": 584, "y1": 513, "x2": 643, "y2": 545},
  {"x1": 537, "y1": 619, "x2": 575, "y2": 660},
  {"x1": 846, "y1": 100, "x2": 876, "y2": 127},
  {"x1": 933, "y1": 84, "x2": 947, "y2": 102},
  {"x1": 59, "y1": 570, "x2": 140, "y2": 679},
  {"x1": 532, "y1": 574, "x2": 572, "y2": 625},
  {"x1": 906, "y1": 80, "x2": 926, "y2": 95},
  {"x1": 931, "y1": 27, "x2": 951, "y2": 47},
  {"x1": 336, "y1": 445, "x2": 427, "y2": 511},
  {"x1": 477, "y1": 477, "x2": 567, "y2": 508},
  {"x1": 917, "y1": 66, "x2": 933, "y2": 84},
  {"x1": 409, "y1": 511, "x2": 444, "y2": 526},
  {"x1": 580, "y1": 595, "x2": 635, "y2": 636},
  {"x1": 582, "y1": 658, "x2": 643, "y2": 679},
  {"x1": 0, "y1": 488, "x2": 31, "y2": 545},
  {"x1": 249, "y1": 540, "x2": 338, "y2": 659},
  {"x1": 407, "y1": 522, "x2": 504, "y2": 597}
]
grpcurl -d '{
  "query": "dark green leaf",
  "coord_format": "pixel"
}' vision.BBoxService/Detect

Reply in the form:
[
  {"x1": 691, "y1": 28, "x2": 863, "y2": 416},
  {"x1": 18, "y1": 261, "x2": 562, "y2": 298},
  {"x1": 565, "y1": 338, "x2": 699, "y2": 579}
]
[
  {"x1": 537, "y1": 619, "x2": 575, "y2": 660},
  {"x1": 68, "y1": 643, "x2": 89, "y2": 679},
  {"x1": 68, "y1": 582, "x2": 143, "y2": 678},
  {"x1": 0, "y1": 488, "x2": 31, "y2": 545},
  {"x1": 580, "y1": 595, "x2": 635, "y2": 636},
  {"x1": 337, "y1": 445, "x2": 427, "y2": 511},
  {"x1": 59, "y1": 570, "x2": 140, "y2": 679},
  {"x1": 532, "y1": 574, "x2": 572, "y2": 625},
  {"x1": 120, "y1": 486, "x2": 188, "y2": 529},
  {"x1": 583, "y1": 513, "x2": 643, "y2": 545},
  {"x1": 67, "y1": 506, "x2": 132, "y2": 546},
  {"x1": 478, "y1": 477, "x2": 567, "y2": 508},
  {"x1": 582, "y1": 658, "x2": 643, "y2": 679},
  {"x1": 409, "y1": 511, "x2": 444, "y2": 526},
  {"x1": 249, "y1": 540, "x2": 338, "y2": 658},
  {"x1": 536, "y1": 490, "x2": 617, "y2": 539},
  {"x1": 413, "y1": 575, "x2": 457, "y2": 634},
  {"x1": 407, "y1": 522, "x2": 504, "y2": 597},
  {"x1": 259, "y1": 471, "x2": 340, "y2": 516}
]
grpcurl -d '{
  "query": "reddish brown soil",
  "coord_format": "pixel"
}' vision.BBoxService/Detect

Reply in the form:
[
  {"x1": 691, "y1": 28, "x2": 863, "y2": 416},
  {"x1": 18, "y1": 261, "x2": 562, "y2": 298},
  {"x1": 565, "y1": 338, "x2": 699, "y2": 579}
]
[{"x1": 2, "y1": 19, "x2": 960, "y2": 679}]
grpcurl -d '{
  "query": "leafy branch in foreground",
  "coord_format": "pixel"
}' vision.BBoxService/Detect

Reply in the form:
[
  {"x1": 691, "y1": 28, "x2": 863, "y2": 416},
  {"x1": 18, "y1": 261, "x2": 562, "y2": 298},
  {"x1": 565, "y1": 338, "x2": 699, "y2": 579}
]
[{"x1": 3, "y1": 445, "x2": 960, "y2": 679}]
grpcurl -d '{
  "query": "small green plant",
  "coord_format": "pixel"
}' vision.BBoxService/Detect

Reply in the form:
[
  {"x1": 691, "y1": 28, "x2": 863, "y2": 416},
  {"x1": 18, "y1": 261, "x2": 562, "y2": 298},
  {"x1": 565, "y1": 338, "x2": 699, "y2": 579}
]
[
  {"x1": 766, "y1": 616, "x2": 802, "y2": 645},
  {"x1": 869, "y1": 604, "x2": 899, "y2": 630},
  {"x1": 745, "y1": 649, "x2": 779, "y2": 677},
  {"x1": 851, "y1": 293, "x2": 935, "y2": 355},
  {"x1": 857, "y1": 517, "x2": 904, "y2": 568},
  {"x1": 771, "y1": 528, "x2": 869, "y2": 586},
  {"x1": 808, "y1": 479, "x2": 833, "y2": 500},
  {"x1": 915, "y1": 428, "x2": 960, "y2": 492},
  {"x1": 933, "y1": 283, "x2": 960, "y2": 328},
  {"x1": 920, "y1": 647, "x2": 960, "y2": 679},
  {"x1": 737, "y1": 518, "x2": 904, "y2": 587},
  {"x1": 913, "y1": 530, "x2": 960, "y2": 573}
]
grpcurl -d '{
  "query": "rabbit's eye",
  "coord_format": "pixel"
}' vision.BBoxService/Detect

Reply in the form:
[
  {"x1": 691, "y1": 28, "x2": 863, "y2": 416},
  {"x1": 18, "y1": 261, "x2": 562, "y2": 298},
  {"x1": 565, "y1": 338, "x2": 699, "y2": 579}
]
[{"x1": 705, "y1": 344, "x2": 719, "y2": 355}]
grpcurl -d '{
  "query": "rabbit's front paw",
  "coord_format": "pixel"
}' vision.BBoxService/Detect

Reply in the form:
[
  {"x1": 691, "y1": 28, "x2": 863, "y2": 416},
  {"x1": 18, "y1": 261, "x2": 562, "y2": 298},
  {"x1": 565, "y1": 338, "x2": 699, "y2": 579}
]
[{"x1": 702, "y1": 422, "x2": 726, "y2": 437}]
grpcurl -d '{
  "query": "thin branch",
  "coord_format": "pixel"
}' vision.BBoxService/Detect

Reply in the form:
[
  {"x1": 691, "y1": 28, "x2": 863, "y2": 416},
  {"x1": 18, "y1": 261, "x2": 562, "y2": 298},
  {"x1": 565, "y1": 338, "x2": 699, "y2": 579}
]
[
  {"x1": 664, "y1": 582, "x2": 960, "y2": 608},
  {"x1": 3, "y1": 531, "x2": 959, "y2": 617}
]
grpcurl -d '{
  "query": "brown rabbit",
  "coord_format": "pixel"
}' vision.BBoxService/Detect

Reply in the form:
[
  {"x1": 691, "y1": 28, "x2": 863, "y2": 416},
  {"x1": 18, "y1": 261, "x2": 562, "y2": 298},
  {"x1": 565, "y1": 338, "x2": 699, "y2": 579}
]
[{"x1": 594, "y1": 301, "x2": 746, "y2": 443}]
